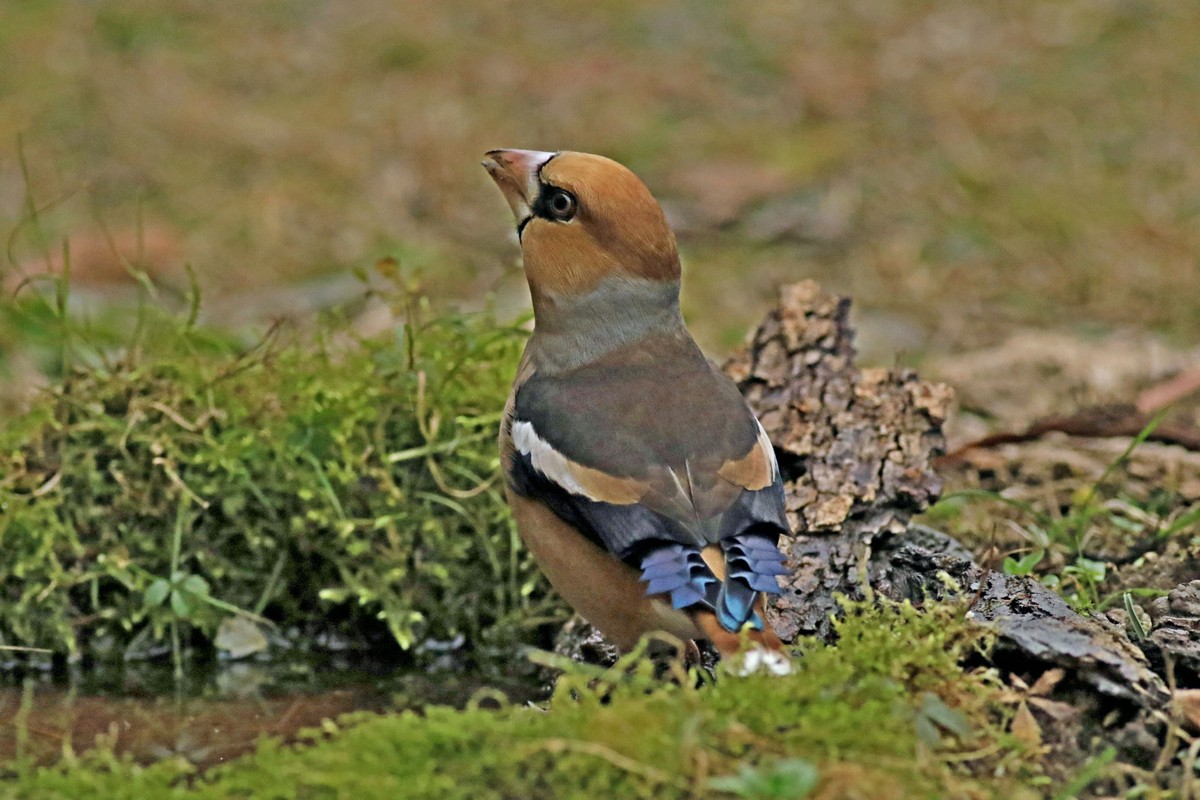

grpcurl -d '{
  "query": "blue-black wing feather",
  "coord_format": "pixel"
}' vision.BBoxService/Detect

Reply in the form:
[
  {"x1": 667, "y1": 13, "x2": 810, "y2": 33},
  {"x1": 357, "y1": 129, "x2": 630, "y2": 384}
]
[{"x1": 506, "y1": 333, "x2": 791, "y2": 633}]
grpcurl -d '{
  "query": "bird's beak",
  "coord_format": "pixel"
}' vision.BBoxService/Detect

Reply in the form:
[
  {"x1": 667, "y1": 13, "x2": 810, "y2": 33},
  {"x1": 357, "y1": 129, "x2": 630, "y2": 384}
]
[{"x1": 481, "y1": 149, "x2": 555, "y2": 226}]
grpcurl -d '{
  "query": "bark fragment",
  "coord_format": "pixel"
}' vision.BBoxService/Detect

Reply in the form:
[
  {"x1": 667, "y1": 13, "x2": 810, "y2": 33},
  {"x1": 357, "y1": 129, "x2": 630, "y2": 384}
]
[
  {"x1": 1145, "y1": 580, "x2": 1200, "y2": 686},
  {"x1": 726, "y1": 280, "x2": 952, "y2": 535}
]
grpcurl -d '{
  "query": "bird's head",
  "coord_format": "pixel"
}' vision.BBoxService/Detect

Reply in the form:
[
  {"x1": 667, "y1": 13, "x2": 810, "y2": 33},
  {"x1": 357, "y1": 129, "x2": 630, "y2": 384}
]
[{"x1": 482, "y1": 150, "x2": 681, "y2": 306}]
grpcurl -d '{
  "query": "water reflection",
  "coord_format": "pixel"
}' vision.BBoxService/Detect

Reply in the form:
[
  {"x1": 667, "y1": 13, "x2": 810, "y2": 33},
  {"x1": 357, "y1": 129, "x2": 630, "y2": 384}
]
[{"x1": 0, "y1": 655, "x2": 538, "y2": 770}]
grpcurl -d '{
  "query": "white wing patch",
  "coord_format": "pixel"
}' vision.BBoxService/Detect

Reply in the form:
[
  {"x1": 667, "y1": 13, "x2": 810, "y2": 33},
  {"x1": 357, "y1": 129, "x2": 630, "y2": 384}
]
[
  {"x1": 756, "y1": 420, "x2": 779, "y2": 481},
  {"x1": 512, "y1": 420, "x2": 598, "y2": 500}
]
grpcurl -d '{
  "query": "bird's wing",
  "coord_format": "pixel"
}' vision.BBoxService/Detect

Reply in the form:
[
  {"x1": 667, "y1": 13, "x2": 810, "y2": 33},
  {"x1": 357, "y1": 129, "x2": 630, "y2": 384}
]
[{"x1": 505, "y1": 337, "x2": 789, "y2": 630}]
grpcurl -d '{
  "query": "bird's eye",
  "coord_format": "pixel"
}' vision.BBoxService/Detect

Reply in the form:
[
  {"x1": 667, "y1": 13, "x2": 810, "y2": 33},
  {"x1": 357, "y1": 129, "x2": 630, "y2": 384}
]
[{"x1": 546, "y1": 189, "x2": 577, "y2": 221}]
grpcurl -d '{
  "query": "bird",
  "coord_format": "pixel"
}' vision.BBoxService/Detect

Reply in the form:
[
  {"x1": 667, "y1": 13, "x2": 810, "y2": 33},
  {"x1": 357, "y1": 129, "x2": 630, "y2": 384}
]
[{"x1": 482, "y1": 149, "x2": 791, "y2": 673}]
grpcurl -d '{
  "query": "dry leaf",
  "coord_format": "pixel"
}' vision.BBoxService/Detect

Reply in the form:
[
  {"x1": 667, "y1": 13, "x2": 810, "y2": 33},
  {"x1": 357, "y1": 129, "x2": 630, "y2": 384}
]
[
  {"x1": 1011, "y1": 701, "x2": 1042, "y2": 749},
  {"x1": 1029, "y1": 668, "x2": 1066, "y2": 697},
  {"x1": 1174, "y1": 689, "x2": 1200, "y2": 733},
  {"x1": 1027, "y1": 697, "x2": 1078, "y2": 722}
]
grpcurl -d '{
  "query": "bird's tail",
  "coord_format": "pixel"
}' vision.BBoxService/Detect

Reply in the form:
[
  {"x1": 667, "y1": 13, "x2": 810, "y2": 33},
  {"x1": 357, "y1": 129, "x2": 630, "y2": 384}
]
[
  {"x1": 638, "y1": 534, "x2": 792, "y2": 674},
  {"x1": 715, "y1": 531, "x2": 788, "y2": 632},
  {"x1": 637, "y1": 543, "x2": 721, "y2": 611}
]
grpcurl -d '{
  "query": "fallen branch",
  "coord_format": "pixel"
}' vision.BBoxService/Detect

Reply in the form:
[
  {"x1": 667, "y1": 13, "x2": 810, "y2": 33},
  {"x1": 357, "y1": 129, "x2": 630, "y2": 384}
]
[{"x1": 937, "y1": 404, "x2": 1200, "y2": 467}]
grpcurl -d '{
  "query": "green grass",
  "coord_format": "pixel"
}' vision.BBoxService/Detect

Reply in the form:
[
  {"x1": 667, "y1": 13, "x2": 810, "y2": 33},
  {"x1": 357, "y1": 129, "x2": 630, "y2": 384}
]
[
  {"x1": 923, "y1": 412, "x2": 1200, "y2": 614},
  {"x1": 0, "y1": 274, "x2": 562, "y2": 669},
  {"x1": 0, "y1": 599, "x2": 1047, "y2": 800}
]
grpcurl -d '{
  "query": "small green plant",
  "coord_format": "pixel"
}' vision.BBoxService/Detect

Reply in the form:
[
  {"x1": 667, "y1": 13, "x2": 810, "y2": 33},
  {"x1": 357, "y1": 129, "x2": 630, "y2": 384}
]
[
  {"x1": 1002, "y1": 549, "x2": 1044, "y2": 578},
  {"x1": 710, "y1": 759, "x2": 820, "y2": 799}
]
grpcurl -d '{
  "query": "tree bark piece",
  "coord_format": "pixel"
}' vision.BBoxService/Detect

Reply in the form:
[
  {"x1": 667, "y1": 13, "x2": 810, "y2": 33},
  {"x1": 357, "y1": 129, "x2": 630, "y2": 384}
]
[
  {"x1": 1145, "y1": 580, "x2": 1200, "y2": 686},
  {"x1": 726, "y1": 280, "x2": 953, "y2": 534},
  {"x1": 937, "y1": 554, "x2": 1168, "y2": 708},
  {"x1": 966, "y1": 568, "x2": 1169, "y2": 708},
  {"x1": 725, "y1": 281, "x2": 953, "y2": 641}
]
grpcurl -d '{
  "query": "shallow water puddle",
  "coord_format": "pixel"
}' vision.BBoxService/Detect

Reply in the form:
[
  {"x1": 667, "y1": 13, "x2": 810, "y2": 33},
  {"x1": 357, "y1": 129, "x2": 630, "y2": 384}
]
[
  {"x1": 0, "y1": 660, "x2": 539, "y2": 770},
  {"x1": 0, "y1": 684, "x2": 389, "y2": 769}
]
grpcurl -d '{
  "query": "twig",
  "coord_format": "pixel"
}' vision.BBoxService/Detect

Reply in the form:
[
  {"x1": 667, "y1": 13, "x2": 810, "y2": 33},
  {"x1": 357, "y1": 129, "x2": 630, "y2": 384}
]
[
  {"x1": 938, "y1": 404, "x2": 1200, "y2": 467},
  {"x1": 1138, "y1": 367, "x2": 1200, "y2": 415}
]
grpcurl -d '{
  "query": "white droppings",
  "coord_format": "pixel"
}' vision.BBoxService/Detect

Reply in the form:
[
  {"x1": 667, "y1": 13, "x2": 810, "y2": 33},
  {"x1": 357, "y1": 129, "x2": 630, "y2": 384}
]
[{"x1": 733, "y1": 646, "x2": 793, "y2": 677}]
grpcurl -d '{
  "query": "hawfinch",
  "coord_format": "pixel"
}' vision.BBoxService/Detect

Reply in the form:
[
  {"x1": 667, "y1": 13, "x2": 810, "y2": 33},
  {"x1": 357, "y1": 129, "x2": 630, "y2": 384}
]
[{"x1": 482, "y1": 149, "x2": 791, "y2": 670}]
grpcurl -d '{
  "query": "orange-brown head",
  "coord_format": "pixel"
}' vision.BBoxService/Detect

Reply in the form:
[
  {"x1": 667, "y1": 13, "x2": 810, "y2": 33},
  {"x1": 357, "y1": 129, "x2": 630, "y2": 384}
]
[{"x1": 482, "y1": 150, "x2": 680, "y2": 302}]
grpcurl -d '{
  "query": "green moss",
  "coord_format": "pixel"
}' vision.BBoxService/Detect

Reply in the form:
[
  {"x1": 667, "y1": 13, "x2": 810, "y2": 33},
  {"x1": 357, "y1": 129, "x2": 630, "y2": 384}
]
[
  {"x1": 1, "y1": 600, "x2": 1044, "y2": 799},
  {"x1": 0, "y1": 289, "x2": 562, "y2": 665}
]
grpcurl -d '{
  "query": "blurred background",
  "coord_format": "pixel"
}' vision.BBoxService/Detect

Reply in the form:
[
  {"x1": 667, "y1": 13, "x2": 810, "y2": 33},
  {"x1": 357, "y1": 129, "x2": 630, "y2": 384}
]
[{"x1": 2, "y1": 0, "x2": 1198, "y2": 355}]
